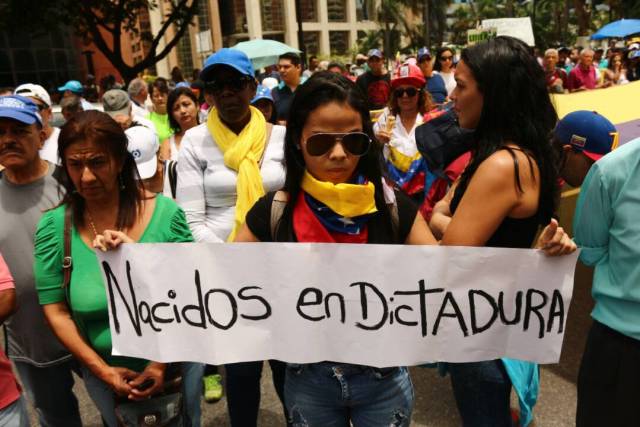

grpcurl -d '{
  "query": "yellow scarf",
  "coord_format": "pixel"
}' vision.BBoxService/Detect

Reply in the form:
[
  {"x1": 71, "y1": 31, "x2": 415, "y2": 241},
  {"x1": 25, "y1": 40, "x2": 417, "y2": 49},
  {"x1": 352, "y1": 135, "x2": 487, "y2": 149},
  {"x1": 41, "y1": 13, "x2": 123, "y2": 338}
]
[
  {"x1": 207, "y1": 106, "x2": 267, "y2": 241},
  {"x1": 301, "y1": 170, "x2": 378, "y2": 218},
  {"x1": 387, "y1": 145, "x2": 422, "y2": 172}
]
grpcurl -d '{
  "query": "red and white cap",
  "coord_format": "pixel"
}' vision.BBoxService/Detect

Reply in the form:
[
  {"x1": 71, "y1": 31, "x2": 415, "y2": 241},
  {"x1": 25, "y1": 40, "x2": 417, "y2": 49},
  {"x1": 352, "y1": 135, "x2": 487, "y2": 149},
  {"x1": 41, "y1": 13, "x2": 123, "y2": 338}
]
[{"x1": 391, "y1": 63, "x2": 426, "y2": 89}]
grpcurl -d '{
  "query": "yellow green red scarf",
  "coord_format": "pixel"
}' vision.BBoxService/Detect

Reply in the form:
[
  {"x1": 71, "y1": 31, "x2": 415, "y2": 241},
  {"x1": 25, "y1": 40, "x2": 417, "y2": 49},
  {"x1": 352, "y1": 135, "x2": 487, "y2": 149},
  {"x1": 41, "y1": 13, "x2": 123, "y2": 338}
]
[{"x1": 207, "y1": 106, "x2": 267, "y2": 241}]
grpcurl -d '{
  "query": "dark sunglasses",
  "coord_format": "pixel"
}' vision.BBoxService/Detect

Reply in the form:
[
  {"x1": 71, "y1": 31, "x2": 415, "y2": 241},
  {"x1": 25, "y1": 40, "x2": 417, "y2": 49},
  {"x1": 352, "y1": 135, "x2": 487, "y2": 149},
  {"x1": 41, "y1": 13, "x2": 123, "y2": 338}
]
[
  {"x1": 304, "y1": 132, "x2": 371, "y2": 157},
  {"x1": 394, "y1": 87, "x2": 420, "y2": 98},
  {"x1": 205, "y1": 76, "x2": 253, "y2": 93},
  {"x1": 439, "y1": 55, "x2": 453, "y2": 61}
]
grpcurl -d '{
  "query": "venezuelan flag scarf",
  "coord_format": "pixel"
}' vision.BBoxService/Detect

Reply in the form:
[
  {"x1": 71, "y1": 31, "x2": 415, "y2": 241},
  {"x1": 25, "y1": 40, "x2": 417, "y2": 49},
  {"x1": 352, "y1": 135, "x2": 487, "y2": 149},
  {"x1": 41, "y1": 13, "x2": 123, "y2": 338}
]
[
  {"x1": 294, "y1": 171, "x2": 377, "y2": 243},
  {"x1": 207, "y1": 106, "x2": 267, "y2": 241}
]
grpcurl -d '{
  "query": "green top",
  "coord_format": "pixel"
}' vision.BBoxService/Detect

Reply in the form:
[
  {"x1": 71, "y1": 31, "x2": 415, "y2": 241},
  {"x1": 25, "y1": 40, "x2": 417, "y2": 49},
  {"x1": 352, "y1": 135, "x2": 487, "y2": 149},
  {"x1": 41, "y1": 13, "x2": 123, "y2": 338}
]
[
  {"x1": 148, "y1": 111, "x2": 173, "y2": 142},
  {"x1": 34, "y1": 195, "x2": 193, "y2": 371}
]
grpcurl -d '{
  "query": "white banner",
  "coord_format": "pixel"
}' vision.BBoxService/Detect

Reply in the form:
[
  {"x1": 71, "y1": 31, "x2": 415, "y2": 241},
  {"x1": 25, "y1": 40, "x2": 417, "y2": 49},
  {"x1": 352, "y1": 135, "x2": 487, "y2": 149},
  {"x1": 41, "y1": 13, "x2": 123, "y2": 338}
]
[
  {"x1": 98, "y1": 244, "x2": 578, "y2": 368},
  {"x1": 482, "y1": 17, "x2": 535, "y2": 47}
]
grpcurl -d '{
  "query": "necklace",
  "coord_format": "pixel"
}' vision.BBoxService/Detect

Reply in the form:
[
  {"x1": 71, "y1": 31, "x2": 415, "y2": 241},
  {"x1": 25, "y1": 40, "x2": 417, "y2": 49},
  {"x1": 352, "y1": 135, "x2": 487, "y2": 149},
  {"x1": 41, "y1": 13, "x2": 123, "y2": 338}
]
[{"x1": 86, "y1": 211, "x2": 100, "y2": 239}]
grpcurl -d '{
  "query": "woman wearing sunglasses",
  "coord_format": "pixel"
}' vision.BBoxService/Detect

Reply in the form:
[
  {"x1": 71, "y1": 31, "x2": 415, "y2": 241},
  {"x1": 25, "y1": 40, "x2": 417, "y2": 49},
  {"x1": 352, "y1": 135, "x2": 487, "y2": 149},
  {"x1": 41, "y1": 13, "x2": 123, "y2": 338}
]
[
  {"x1": 434, "y1": 47, "x2": 457, "y2": 97},
  {"x1": 175, "y1": 49, "x2": 288, "y2": 426},
  {"x1": 374, "y1": 63, "x2": 433, "y2": 203},
  {"x1": 234, "y1": 71, "x2": 438, "y2": 426}
]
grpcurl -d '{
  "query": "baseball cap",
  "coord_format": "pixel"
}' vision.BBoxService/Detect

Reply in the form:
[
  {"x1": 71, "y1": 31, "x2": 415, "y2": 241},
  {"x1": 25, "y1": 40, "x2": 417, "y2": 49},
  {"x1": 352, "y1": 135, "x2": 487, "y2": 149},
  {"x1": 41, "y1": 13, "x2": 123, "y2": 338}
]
[
  {"x1": 367, "y1": 49, "x2": 383, "y2": 59},
  {"x1": 417, "y1": 47, "x2": 432, "y2": 62},
  {"x1": 102, "y1": 89, "x2": 131, "y2": 118},
  {"x1": 629, "y1": 50, "x2": 640, "y2": 60},
  {"x1": 58, "y1": 80, "x2": 84, "y2": 94},
  {"x1": 201, "y1": 49, "x2": 255, "y2": 82},
  {"x1": 14, "y1": 84, "x2": 52, "y2": 107},
  {"x1": 391, "y1": 63, "x2": 426, "y2": 89},
  {"x1": 125, "y1": 125, "x2": 159, "y2": 180},
  {"x1": 0, "y1": 95, "x2": 43, "y2": 126},
  {"x1": 251, "y1": 85, "x2": 273, "y2": 105},
  {"x1": 261, "y1": 77, "x2": 279, "y2": 90},
  {"x1": 554, "y1": 110, "x2": 618, "y2": 161}
]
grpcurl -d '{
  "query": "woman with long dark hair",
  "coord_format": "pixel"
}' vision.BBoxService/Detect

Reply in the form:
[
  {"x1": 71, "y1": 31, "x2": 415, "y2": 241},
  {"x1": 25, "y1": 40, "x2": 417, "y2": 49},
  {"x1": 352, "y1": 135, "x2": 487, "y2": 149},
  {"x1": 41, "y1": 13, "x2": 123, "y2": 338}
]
[
  {"x1": 162, "y1": 87, "x2": 200, "y2": 161},
  {"x1": 431, "y1": 36, "x2": 562, "y2": 426},
  {"x1": 433, "y1": 47, "x2": 457, "y2": 96},
  {"x1": 33, "y1": 111, "x2": 201, "y2": 426}
]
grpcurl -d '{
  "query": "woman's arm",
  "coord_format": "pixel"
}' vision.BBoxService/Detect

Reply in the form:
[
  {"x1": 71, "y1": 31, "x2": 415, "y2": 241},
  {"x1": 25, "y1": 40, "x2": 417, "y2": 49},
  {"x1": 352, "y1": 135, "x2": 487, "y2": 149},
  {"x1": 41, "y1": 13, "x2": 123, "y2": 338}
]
[
  {"x1": 43, "y1": 302, "x2": 136, "y2": 397},
  {"x1": 234, "y1": 223, "x2": 260, "y2": 242},
  {"x1": 405, "y1": 212, "x2": 438, "y2": 245},
  {"x1": 176, "y1": 133, "x2": 224, "y2": 243}
]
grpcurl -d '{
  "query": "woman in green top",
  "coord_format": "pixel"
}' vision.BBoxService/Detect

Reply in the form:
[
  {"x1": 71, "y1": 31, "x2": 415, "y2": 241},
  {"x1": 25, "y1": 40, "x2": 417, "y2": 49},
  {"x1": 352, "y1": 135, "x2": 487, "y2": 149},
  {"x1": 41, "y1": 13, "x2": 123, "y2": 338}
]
[
  {"x1": 33, "y1": 111, "x2": 194, "y2": 427},
  {"x1": 147, "y1": 77, "x2": 174, "y2": 142}
]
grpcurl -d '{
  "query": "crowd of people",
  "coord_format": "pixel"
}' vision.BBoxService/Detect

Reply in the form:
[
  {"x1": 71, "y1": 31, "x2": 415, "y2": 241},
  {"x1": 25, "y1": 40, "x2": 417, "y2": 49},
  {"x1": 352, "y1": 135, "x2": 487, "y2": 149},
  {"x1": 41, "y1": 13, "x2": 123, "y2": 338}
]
[{"x1": 0, "y1": 34, "x2": 637, "y2": 427}]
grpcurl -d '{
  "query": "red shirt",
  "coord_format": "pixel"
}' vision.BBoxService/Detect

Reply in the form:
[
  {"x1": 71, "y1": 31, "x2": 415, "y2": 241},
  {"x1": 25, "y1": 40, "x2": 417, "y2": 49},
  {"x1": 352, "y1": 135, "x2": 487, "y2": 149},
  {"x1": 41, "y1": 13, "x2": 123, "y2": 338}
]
[
  {"x1": 567, "y1": 65, "x2": 597, "y2": 91},
  {"x1": 0, "y1": 254, "x2": 21, "y2": 410}
]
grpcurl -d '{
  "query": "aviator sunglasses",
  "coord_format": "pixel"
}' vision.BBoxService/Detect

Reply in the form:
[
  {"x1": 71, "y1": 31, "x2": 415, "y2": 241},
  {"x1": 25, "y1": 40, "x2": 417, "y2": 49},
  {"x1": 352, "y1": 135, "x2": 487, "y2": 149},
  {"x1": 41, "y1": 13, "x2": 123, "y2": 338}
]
[
  {"x1": 394, "y1": 87, "x2": 420, "y2": 98},
  {"x1": 304, "y1": 132, "x2": 371, "y2": 157}
]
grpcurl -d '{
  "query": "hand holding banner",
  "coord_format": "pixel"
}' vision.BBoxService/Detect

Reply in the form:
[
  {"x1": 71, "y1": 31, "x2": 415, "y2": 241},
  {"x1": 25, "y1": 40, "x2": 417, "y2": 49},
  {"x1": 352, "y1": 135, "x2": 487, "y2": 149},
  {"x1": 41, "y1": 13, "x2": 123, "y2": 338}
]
[{"x1": 98, "y1": 243, "x2": 578, "y2": 368}]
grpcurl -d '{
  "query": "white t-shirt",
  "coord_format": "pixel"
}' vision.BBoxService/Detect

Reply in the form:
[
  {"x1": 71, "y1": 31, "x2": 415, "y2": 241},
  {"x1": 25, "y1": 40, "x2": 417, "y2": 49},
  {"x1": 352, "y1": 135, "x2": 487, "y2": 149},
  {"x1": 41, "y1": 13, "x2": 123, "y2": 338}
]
[
  {"x1": 176, "y1": 123, "x2": 286, "y2": 242},
  {"x1": 39, "y1": 127, "x2": 61, "y2": 165},
  {"x1": 435, "y1": 71, "x2": 456, "y2": 96}
]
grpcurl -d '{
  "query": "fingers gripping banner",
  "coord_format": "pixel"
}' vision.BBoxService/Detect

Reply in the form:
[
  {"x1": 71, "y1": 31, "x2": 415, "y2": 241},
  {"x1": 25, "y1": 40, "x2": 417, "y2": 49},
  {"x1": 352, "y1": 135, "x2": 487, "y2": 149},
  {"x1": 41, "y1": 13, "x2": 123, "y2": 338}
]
[{"x1": 98, "y1": 244, "x2": 578, "y2": 368}]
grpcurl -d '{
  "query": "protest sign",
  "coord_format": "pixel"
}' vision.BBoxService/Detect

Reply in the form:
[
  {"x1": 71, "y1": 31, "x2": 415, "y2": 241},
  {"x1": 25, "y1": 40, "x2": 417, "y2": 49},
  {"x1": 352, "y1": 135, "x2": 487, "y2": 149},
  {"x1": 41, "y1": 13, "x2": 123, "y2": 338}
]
[
  {"x1": 98, "y1": 243, "x2": 578, "y2": 368},
  {"x1": 467, "y1": 27, "x2": 497, "y2": 45},
  {"x1": 482, "y1": 17, "x2": 535, "y2": 46}
]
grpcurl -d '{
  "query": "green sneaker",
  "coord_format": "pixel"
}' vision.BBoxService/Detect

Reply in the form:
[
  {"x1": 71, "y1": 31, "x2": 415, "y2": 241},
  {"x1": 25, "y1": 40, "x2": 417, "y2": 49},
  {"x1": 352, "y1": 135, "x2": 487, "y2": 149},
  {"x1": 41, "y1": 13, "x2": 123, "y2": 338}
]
[{"x1": 203, "y1": 374, "x2": 223, "y2": 403}]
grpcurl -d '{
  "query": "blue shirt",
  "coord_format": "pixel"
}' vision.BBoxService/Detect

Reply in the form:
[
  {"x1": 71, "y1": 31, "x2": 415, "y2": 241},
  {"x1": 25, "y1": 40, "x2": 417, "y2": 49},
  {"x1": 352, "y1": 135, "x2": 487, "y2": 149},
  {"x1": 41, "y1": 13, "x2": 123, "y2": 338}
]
[
  {"x1": 573, "y1": 137, "x2": 640, "y2": 341},
  {"x1": 425, "y1": 74, "x2": 447, "y2": 104}
]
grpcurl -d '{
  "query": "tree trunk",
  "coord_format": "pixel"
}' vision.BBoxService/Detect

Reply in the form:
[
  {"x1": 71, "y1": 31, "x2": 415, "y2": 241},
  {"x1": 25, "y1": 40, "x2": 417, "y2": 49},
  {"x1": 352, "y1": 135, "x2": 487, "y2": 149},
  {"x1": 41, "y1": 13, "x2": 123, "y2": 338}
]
[
  {"x1": 423, "y1": 0, "x2": 430, "y2": 48},
  {"x1": 573, "y1": 0, "x2": 590, "y2": 36}
]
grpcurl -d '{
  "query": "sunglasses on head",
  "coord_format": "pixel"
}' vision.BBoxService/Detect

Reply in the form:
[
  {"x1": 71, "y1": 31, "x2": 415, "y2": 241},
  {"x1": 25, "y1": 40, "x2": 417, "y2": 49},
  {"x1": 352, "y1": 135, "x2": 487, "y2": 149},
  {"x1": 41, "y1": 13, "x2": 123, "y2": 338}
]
[
  {"x1": 304, "y1": 132, "x2": 371, "y2": 157},
  {"x1": 394, "y1": 87, "x2": 420, "y2": 98},
  {"x1": 205, "y1": 76, "x2": 253, "y2": 93}
]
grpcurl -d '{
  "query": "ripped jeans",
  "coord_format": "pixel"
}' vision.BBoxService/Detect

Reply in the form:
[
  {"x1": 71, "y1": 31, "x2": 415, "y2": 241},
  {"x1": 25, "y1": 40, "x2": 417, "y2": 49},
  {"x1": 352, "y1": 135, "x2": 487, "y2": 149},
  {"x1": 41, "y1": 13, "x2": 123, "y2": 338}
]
[{"x1": 284, "y1": 362, "x2": 413, "y2": 427}]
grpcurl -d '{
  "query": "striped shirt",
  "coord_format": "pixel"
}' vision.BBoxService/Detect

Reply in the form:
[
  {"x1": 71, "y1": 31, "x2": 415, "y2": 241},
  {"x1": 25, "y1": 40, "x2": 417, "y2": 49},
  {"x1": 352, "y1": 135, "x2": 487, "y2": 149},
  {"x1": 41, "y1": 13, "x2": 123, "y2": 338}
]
[{"x1": 176, "y1": 122, "x2": 286, "y2": 242}]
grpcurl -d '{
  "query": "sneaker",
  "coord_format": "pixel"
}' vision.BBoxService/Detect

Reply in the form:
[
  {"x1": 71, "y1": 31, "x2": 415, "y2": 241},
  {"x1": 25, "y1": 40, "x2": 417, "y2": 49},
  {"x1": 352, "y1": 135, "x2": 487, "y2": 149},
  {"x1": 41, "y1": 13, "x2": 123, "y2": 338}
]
[{"x1": 203, "y1": 374, "x2": 223, "y2": 403}]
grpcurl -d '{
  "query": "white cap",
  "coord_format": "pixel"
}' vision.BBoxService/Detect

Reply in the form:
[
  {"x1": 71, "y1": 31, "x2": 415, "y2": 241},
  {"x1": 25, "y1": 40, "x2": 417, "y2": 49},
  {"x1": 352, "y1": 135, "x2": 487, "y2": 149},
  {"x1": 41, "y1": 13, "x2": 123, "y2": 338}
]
[
  {"x1": 261, "y1": 77, "x2": 279, "y2": 90},
  {"x1": 14, "y1": 84, "x2": 52, "y2": 107},
  {"x1": 125, "y1": 125, "x2": 159, "y2": 180}
]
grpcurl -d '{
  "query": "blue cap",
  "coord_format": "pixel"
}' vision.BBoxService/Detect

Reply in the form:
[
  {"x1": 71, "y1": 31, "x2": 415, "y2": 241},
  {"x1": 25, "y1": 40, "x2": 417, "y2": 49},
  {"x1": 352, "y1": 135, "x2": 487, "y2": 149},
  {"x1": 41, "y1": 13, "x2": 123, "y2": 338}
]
[
  {"x1": 201, "y1": 49, "x2": 255, "y2": 81},
  {"x1": 367, "y1": 49, "x2": 383, "y2": 59},
  {"x1": 554, "y1": 110, "x2": 617, "y2": 161},
  {"x1": 58, "y1": 80, "x2": 83, "y2": 94},
  {"x1": 0, "y1": 95, "x2": 43, "y2": 126},
  {"x1": 251, "y1": 85, "x2": 273, "y2": 105},
  {"x1": 417, "y1": 47, "x2": 432, "y2": 61},
  {"x1": 175, "y1": 82, "x2": 191, "y2": 89}
]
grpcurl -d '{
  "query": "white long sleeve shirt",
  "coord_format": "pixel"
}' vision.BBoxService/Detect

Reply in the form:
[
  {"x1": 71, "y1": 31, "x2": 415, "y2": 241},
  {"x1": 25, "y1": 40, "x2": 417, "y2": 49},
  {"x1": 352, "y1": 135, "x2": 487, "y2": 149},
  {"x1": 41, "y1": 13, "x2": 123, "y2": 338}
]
[{"x1": 176, "y1": 123, "x2": 286, "y2": 242}]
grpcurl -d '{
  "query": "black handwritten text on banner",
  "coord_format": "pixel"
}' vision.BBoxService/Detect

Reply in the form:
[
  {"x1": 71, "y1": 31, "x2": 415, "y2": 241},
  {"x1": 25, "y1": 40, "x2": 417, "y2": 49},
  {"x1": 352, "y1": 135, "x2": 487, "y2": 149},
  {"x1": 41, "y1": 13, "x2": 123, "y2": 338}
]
[{"x1": 98, "y1": 243, "x2": 578, "y2": 367}]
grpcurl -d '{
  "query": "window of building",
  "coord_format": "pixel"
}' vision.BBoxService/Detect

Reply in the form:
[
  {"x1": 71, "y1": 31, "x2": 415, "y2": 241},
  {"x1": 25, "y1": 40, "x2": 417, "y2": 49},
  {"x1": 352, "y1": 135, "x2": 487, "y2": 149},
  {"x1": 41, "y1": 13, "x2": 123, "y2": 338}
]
[
  {"x1": 329, "y1": 31, "x2": 349, "y2": 55},
  {"x1": 356, "y1": 0, "x2": 376, "y2": 21},
  {"x1": 176, "y1": 34, "x2": 194, "y2": 77},
  {"x1": 261, "y1": 0, "x2": 284, "y2": 32},
  {"x1": 327, "y1": 0, "x2": 347, "y2": 22},
  {"x1": 302, "y1": 31, "x2": 320, "y2": 56},
  {"x1": 299, "y1": 0, "x2": 317, "y2": 22}
]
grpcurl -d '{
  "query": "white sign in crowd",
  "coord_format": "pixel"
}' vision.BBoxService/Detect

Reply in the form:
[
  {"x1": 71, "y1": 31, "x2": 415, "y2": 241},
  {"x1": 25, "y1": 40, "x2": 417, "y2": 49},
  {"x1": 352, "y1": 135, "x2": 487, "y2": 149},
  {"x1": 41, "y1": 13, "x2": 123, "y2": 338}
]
[{"x1": 98, "y1": 243, "x2": 579, "y2": 368}]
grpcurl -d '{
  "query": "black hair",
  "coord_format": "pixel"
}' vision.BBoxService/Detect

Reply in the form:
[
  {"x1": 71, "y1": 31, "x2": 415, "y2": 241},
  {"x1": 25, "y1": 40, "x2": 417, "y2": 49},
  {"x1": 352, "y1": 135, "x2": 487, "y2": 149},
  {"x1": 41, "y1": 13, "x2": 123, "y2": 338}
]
[
  {"x1": 280, "y1": 71, "x2": 391, "y2": 234},
  {"x1": 327, "y1": 62, "x2": 346, "y2": 73},
  {"x1": 434, "y1": 46, "x2": 455, "y2": 71},
  {"x1": 457, "y1": 36, "x2": 559, "y2": 223},
  {"x1": 167, "y1": 87, "x2": 199, "y2": 133},
  {"x1": 171, "y1": 66, "x2": 185, "y2": 83},
  {"x1": 148, "y1": 77, "x2": 169, "y2": 97},
  {"x1": 279, "y1": 52, "x2": 302, "y2": 67},
  {"x1": 57, "y1": 110, "x2": 143, "y2": 230}
]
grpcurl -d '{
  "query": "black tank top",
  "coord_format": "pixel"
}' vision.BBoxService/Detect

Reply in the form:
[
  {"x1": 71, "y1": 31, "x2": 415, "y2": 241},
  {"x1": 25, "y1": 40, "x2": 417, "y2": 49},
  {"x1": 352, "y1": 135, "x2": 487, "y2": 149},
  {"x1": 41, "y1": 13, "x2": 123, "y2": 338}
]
[{"x1": 450, "y1": 147, "x2": 542, "y2": 249}]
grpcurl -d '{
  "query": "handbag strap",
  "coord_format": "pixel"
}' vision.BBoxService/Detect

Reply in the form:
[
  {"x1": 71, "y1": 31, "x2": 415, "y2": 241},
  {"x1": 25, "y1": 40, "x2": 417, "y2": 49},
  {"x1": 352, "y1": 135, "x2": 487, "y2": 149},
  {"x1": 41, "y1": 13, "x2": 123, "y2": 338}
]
[{"x1": 62, "y1": 206, "x2": 73, "y2": 288}]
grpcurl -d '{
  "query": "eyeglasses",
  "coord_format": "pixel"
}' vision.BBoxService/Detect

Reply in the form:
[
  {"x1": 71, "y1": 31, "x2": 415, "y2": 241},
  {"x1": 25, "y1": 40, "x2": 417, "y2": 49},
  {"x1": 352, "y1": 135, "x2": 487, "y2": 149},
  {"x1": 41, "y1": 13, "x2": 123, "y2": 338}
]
[
  {"x1": 394, "y1": 87, "x2": 420, "y2": 98},
  {"x1": 304, "y1": 132, "x2": 371, "y2": 157},
  {"x1": 205, "y1": 76, "x2": 253, "y2": 94},
  {"x1": 439, "y1": 55, "x2": 453, "y2": 62}
]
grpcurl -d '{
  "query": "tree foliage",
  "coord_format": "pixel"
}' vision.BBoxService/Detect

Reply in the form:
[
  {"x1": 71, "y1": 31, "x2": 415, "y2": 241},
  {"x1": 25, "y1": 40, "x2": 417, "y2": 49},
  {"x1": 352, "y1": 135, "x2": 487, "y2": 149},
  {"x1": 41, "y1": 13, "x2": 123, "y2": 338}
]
[{"x1": 0, "y1": 0, "x2": 199, "y2": 83}]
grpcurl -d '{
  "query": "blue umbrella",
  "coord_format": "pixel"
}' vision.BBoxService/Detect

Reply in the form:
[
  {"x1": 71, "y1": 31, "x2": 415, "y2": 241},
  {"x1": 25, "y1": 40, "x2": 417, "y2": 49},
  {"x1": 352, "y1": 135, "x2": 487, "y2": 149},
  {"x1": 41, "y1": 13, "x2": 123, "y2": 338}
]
[
  {"x1": 231, "y1": 39, "x2": 301, "y2": 70},
  {"x1": 591, "y1": 19, "x2": 640, "y2": 40}
]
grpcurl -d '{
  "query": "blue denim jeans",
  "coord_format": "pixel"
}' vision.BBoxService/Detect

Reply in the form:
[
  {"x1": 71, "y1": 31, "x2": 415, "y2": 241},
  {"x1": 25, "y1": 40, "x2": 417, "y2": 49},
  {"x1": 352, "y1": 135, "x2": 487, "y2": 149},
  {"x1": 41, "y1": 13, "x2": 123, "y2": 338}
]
[
  {"x1": 448, "y1": 360, "x2": 513, "y2": 427},
  {"x1": 82, "y1": 362, "x2": 203, "y2": 427},
  {"x1": 0, "y1": 396, "x2": 30, "y2": 427},
  {"x1": 284, "y1": 363, "x2": 413, "y2": 427},
  {"x1": 13, "y1": 360, "x2": 82, "y2": 427}
]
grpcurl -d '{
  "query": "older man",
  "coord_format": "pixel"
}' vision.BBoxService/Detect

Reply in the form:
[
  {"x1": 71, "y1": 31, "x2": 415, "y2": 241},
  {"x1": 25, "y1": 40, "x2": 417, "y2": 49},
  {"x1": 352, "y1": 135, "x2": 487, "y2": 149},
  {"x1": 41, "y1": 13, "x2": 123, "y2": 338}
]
[
  {"x1": 14, "y1": 84, "x2": 60, "y2": 164},
  {"x1": 127, "y1": 77, "x2": 151, "y2": 120},
  {"x1": 0, "y1": 96, "x2": 82, "y2": 427},
  {"x1": 567, "y1": 49, "x2": 602, "y2": 92},
  {"x1": 543, "y1": 49, "x2": 567, "y2": 93},
  {"x1": 103, "y1": 89, "x2": 157, "y2": 135}
]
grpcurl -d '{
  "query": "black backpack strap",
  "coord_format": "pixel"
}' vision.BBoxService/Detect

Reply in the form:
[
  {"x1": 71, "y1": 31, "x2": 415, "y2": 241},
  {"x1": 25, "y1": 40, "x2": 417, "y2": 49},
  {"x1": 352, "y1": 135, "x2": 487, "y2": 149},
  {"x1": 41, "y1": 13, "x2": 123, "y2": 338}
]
[{"x1": 166, "y1": 160, "x2": 178, "y2": 199}]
